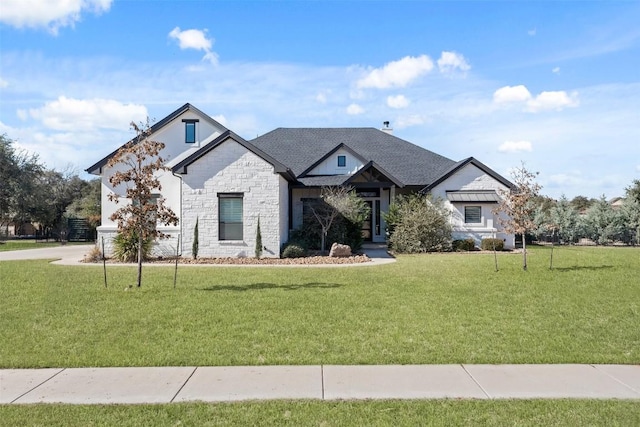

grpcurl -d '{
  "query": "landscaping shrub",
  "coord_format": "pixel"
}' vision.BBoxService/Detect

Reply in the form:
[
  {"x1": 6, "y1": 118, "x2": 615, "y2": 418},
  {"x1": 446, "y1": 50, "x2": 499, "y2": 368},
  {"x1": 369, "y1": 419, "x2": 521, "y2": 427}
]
[
  {"x1": 386, "y1": 194, "x2": 452, "y2": 253},
  {"x1": 281, "y1": 243, "x2": 307, "y2": 258},
  {"x1": 112, "y1": 232, "x2": 152, "y2": 262},
  {"x1": 84, "y1": 245, "x2": 103, "y2": 262},
  {"x1": 453, "y1": 238, "x2": 477, "y2": 252},
  {"x1": 294, "y1": 211, "x2": 365, "y2": 252},
  {"x1": 481, "y1": 238, "x2": 504, "y2": 251}
]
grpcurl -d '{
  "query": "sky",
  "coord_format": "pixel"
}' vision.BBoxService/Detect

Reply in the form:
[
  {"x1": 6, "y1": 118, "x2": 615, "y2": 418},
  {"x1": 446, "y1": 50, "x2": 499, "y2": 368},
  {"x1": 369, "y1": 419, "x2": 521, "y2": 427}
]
[{"x1": 1, "y1": 0, "x2": 639, "y2": 200}]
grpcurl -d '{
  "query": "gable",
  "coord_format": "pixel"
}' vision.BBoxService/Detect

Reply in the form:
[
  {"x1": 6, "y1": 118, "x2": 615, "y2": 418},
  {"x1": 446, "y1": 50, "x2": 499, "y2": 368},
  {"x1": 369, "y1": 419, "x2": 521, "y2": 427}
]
[
  {"x1": 303, "y1": 145, "x2": 366, "y2": 176},
  {"x1": 86, "y1": 103, "x2": 227, "y2": 175},
  {"x1": 427, "y1": 161, "x2": 512, "y2": 198},
  {"x1": 171, "y1": 130, "x2": 295, "y2": 181}
]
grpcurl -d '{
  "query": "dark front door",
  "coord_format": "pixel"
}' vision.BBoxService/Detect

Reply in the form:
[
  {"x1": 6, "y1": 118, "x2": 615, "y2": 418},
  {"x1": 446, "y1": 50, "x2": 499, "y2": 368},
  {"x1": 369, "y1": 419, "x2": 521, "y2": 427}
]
[{"x1": 362, "y1": 201, "x2": 373, "y2": 241}]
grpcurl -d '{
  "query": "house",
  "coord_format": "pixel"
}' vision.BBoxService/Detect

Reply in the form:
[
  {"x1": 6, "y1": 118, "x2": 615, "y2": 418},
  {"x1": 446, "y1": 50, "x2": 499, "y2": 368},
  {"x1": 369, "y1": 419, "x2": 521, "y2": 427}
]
[{"x1": 87, "y1": 103, "x2": 515, "y2": 258}]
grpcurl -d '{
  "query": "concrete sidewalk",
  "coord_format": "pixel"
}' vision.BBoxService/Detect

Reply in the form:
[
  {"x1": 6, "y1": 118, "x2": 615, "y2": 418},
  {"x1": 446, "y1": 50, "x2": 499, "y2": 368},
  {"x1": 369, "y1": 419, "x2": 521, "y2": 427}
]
[{"x1": 2, "y1": 365, "x2": 638, "y2": 404}]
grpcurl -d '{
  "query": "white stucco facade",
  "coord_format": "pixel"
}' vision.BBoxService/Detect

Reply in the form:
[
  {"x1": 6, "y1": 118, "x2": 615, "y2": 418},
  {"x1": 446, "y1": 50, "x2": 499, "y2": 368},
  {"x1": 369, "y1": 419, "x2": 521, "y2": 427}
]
[{"x1": 429, "y1": 163, "x2": 514, "y2": 249}]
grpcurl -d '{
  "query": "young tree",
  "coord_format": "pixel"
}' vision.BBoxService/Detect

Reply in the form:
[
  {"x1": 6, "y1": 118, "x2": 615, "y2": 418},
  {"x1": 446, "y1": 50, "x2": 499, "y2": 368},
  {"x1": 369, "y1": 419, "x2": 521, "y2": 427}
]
[
  {"x1": 494, "y1": 163, "x2": 541, "y2": 270},
  {"x1": 306, "y1": 186, "x2": 370, "y2": 253},
  {"x1": 107, "y1": 120, "x2": 179, "y2": 287}
]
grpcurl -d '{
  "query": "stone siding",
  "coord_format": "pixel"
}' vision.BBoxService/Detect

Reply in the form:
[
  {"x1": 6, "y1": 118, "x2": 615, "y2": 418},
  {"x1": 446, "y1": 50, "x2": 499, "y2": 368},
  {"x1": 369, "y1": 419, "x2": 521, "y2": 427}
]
[{"x1": 180, "y1": 139, "x2": 285, "y2": 258}]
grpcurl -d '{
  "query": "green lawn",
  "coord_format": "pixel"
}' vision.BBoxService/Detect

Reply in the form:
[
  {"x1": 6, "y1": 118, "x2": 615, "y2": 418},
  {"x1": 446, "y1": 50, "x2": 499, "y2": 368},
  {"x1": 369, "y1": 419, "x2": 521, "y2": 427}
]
[
  {"x1": 0, "y1": 239, "x2": 66, "y2": 251},
  {"x1": 1, "y1": 246, "x2": 638, "y2": 368},
  {"x1": 1, "y1": 400, "x2": 639, "y2": 426}
]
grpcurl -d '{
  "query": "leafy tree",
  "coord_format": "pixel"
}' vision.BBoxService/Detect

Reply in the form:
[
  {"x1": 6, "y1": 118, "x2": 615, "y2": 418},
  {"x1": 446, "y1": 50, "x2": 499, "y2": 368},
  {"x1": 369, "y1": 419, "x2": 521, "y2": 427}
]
[
  {"x1": 570, "y1": 195, "x2": 595, "y2": 213},
  {"x1": 582, "y1": 196, "x2": 617, "y2": 245},
  {"x1": 626, "y1": 179, "x2": 640, "y2": 205},
  {"x1": 617, "y1": 182, "x2": 640, "y2": 245},
  {"x1": 550, "y1": 195, "x2": 580, "y2": 244},
  {"x1": 107, "y1": 120, "x2": 179, "y2": 287},
  {"x1": 385, "y1": 194, "x2": 452, "y2": 253},
  {"x1": 0, "y1": 135, "x2": 43, "y2": 237},
  {"x1": 304, "y1": 186, "x2": 370, "y2": 253},
  {"x1": 494, "y1": 163, "x2": 541, "y2": 270},
  {"x1": 66, "y1": 178, "x2": 101, "y2": 228},
  {"x1": 29, "y1": 169, "x2": 89, "y2": 240}
]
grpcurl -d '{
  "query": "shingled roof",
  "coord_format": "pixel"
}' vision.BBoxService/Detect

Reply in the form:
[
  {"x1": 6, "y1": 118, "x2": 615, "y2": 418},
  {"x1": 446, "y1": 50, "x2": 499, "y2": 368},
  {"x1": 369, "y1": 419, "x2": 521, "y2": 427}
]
[{"x1": 250, "y1": 128, "x2": 457, "y2": 187}]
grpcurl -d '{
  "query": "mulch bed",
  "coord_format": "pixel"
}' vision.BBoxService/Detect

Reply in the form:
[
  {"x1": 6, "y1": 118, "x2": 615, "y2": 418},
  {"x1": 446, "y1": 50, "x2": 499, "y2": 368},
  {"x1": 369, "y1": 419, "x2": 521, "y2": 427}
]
[{"x1": 86, "y1": 255, "x2": 372, "y2": 265}]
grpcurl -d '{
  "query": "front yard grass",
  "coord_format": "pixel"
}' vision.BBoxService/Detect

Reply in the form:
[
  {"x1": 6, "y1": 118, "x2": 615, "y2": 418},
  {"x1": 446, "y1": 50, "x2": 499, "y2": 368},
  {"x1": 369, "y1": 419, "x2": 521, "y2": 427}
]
[
  {"x1": 1, "y1": 245, "x2": 638, "y2": 368},
  {"x1": 1, "y1": 400, "x2": 639, "y2": 426},
  {"x1": 0, "y1": 239, "x2": 67, "y2": 252}
]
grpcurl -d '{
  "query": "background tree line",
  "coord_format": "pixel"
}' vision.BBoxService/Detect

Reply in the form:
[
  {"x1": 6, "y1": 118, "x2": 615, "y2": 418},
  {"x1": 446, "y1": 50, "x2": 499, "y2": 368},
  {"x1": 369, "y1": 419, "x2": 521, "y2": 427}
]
[
  {"x1": 532, "y1": 181, "x2": 640, "y2": 246},
  {"x1": 0, "y1": 134, "x2": 100, "y2": 240}
]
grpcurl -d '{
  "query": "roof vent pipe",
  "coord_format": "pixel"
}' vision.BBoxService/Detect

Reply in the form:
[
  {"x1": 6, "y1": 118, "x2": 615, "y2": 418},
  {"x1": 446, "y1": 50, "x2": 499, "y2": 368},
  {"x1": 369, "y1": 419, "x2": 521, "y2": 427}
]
[{"x1": 381, "y1": 121, "x2": 393, "y2": 135}]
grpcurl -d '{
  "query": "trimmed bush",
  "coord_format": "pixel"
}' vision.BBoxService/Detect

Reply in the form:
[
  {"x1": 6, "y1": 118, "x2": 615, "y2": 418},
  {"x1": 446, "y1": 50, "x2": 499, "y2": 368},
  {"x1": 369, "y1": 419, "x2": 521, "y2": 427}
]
[
  {"x1": 453, "y1": 238, "x2": 476, "y2": 252},
  {"x1": 481, "y1": 238, "x2": 504, "y2": 251},
  {"x1": 282, "y1": 244, "x2": 307, "y2": 258}
]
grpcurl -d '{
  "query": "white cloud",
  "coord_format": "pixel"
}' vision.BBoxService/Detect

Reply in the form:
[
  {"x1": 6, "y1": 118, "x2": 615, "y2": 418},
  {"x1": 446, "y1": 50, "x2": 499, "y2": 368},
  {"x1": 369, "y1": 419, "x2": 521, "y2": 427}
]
[
  {"x1": 437, "y1": 51, "x2": 471, "y2": 73},
  {"x1": 526, "y1": 90, "x2": 579, "y2": 112},
  {"x1": 498, "y1": 140, "x2": 533, "y2": 153},
  {"x1": 356, "y1": 55, "x2": 434, "y2": 89},
  {"x1": 552, "y1": 67, "x2": 561, "y2": 74},
  {"x1": 169, "y1": 27, "x2": 218, "y2": 65},
  {"x1": 493, "y1": 85, "x2": 578, "y2": 112},
  {"x1": 346, "y1": 103, "x2": 364, "y2": 115},
  {"x1": 0, "y1": 0, "x2": 112, "y2": 34},
  {"x1": 493, "y1": 85, "x2": 532, "y2": 104},
  {"x1": 0, "y1": 77, "x2": 8, "y2": 88},
  {"x1": 28, "y1": 97, "x2": 148, "y2": 131},
  {"x1": 387, "y1": 95, "x2": 410, "y2": 109}
]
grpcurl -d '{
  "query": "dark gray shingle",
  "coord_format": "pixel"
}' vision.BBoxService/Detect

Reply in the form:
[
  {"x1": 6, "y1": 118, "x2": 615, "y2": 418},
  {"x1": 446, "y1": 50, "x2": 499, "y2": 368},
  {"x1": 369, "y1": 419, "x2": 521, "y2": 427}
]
[{"x1": 251, "y1": 128, "x2": 456, "y2": 187}]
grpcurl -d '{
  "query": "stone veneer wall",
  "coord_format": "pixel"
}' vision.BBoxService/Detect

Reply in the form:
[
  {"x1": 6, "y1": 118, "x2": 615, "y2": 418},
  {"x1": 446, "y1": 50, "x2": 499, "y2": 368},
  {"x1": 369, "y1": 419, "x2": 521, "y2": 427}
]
[{"x1": 179, "y1": 139, "x2": 285, "y2": 258}]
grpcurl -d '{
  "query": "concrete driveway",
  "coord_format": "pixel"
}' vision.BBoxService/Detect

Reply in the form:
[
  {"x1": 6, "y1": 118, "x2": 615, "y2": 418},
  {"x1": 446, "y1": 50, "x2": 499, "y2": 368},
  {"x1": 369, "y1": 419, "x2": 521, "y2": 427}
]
[{"x1": 0, "y1": 244, "x2": 94, "y2": 262}]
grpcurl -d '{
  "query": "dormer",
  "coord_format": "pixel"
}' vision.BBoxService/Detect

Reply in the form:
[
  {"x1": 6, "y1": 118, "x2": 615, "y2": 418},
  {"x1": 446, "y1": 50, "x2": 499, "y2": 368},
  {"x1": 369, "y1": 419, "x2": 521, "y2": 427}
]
[{"x1": 301, "y1": 144, "x2": 366, "y2": 177}]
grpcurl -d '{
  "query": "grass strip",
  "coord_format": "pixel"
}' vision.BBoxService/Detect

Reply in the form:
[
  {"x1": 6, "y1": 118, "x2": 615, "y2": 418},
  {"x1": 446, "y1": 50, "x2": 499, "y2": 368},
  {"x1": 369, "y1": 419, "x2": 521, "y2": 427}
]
[{"x1": 1, "y1": 400, "x2": 639, "y2": 426}]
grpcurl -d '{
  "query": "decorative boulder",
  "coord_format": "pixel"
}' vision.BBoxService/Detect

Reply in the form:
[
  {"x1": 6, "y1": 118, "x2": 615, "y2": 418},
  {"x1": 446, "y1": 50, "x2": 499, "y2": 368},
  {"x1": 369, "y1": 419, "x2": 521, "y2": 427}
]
[{"x1": 329, "y1": 243, "x2": 352, "y2": 257}]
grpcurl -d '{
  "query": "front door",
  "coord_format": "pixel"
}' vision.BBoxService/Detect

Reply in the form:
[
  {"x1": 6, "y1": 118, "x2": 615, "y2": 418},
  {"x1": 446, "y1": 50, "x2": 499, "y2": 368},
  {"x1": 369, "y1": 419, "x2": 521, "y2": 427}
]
[{"x1": 362, "y1": 201, "x2": 373, "y2": 241}]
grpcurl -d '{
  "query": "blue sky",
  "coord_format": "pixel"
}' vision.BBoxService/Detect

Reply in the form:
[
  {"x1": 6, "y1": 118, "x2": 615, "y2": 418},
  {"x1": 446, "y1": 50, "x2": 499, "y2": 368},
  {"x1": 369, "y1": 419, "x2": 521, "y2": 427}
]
[{"x1": 1, "y1": 0, "x2": 639, "y2": 199}]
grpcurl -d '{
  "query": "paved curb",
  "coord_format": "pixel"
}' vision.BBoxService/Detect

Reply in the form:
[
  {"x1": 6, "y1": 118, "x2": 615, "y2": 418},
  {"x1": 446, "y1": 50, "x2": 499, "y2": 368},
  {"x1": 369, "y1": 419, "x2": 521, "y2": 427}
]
[{"x1": 2, "y1": 365, "x2": 639, "y2": 404}]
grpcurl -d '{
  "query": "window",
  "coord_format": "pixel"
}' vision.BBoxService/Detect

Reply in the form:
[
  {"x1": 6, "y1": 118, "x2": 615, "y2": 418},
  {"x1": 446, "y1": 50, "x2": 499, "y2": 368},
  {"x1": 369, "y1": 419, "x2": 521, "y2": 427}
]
[
  {"x1": 183, "y1": 119, "x2": 198, "y2": 143},
  {"x1": 464, "y1": 206, "x2": 482, "y2": 224},
  {"x1": 337, "y1": 155, "x2": 346, "y2": 168},
  {"x1": 219, "y1": 193, "x2": 243, "y2": 240}
]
